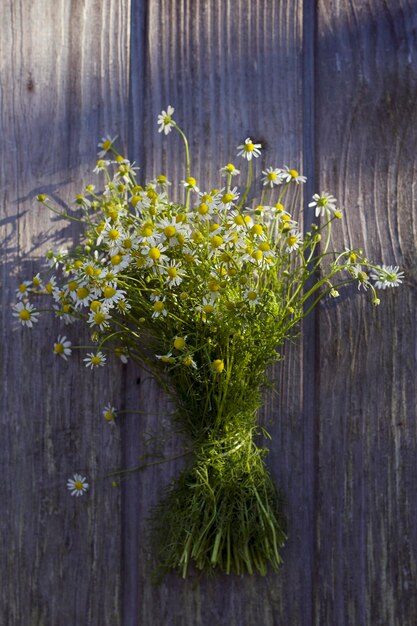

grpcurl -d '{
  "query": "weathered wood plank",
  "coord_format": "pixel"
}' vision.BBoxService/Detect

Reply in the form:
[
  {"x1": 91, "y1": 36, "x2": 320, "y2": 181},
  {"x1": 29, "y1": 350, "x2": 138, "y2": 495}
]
[
  {"x1": 0, "y1": 1, "x2": 131, "y2": 624},
  {"x1": 128, "y1": 1, "x2": 312, "y2": 624},
  {"x1": 315, "y1": 1, "x2": 417, "y2": 624}
]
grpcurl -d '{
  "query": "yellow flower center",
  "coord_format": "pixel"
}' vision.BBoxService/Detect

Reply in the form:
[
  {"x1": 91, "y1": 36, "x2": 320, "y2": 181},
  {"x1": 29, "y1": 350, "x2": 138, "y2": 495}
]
[
  {"x1": 68, "y1": 281, "x2": 78, "y2": 292},
  {"x1": 103, "y1": 287, "x2": 116, "y2": 299},
  {"x1": 186, "y1": 177, "x2": 197, "y2": 187},
  {"x1": 108, "y1": 229, "x2": 120, "y2": 241},
  {"x1": 212, "y1": 359, "x2": 225, "y2": 373},
  {"x1": 77, "y1": 287, "x2": 89, "y2": 299},
  {"x1": 102, "y1": 139, "x2": 112, "y2": 151},
  {"x1": 123, "y1": 238, "x2": 132, "y2": 249},
  {"x1": 104, "y1": 410, "x2": 114, "y2": 422},
  {"x1": 289, "y1": 169, "x2": 299, "y2": 178},
  {"x1": 234, "y1": 215, "x2": 245, "y2": 226},
  {"x1": 174, "y1": 337, "x2": 186, "y2": 350},
  {"x1": 247, "y1": 291, "x2": 257, "y2": 301},
  {"x1": 222, "y1": 193, "x2": 234, "y2": 204},
  {"x1": 18, "y1": 283, "x2": 27, "y2": 293},
  {"x1": 164, "y1": 225, "x2": 176, "y2": 238},
  {"x1": 111, "y1": 254, "x2": 122, "y2": 266},
  {"x1": 94, "y1": 312, "x2": 106, "y2": 325},
  {"x1": 19, "y1": 309, "x2": 31, "y2": 321},
  {"x1": 45, "y1": 282, "x2": 54, "y2": 294},
  {"x1": 225, "y1": 163, "x2": 236, "y2": 172},
  {"x1": 244, "y1": 143, "x2": 255, "y2": 152},
  {"x1": 210, "y1": 235, "x2": 223, "y2": 248},
  {"x1": 153, "y1": 301, "x2": 164, "y2": 312},
  {"x1": 142, "y1": 225, "x2": 153, "y2": 237},
  {"x1": 74, "y1": 480, "x2": 84, "y2": 491},
  {"x1": 182, "y1": 355, "x2": 194, "y2": 367},
  {"x1": 202, "y1": 304, "x2": 214, "y2": 314},
  {"x1": 259, "y1": 242, "x2": 270, "y2": 252},
  {"x1": 208, "y1": 280, "x2": 220, "y2": 292},
  {"x1": 275, "y1": 203, "x2": 285, "y2": 212},
  {"x1": 252, "y1": 250, "x2": 263, "y2": 262},
  {"x1": 54, "y1": 343, "x2": 64, "y2": 354},
  {"x1": 198, "y1": 203, "x2": 209, "y2": 215},
  {"x1": 267, "y1": 172, "x2": 277, "y2": 180},
  {"x1": 251, "y1": 224, "x2": 263, "y2": 236},
  {"x1": 168, "y1": 266, "x2": 177, "y2": 278},
  {"x1": 287, "y1": 236, "x2": 297, "y2": 246},
  {"x1": 90, "y1": 300, "x2": 101, "y2": 312},
  {"x1": 149, "y1": 247, "x2": 161, "y2": 261},
  {"x1": 91, "y1": 356, "x2": 102, "y2": 365}
]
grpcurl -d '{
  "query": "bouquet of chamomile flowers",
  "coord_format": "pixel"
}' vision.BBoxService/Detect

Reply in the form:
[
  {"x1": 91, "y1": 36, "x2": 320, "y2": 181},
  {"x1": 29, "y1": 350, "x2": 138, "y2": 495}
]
[{"x1": 14, "y1": 106, "x2": 403, "y2": 577}]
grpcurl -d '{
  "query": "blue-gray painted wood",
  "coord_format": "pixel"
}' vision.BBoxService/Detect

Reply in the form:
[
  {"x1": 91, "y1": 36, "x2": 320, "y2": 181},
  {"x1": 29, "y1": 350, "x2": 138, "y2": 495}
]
[{"x1": 1, "y1": 1, "x2": 416, "y2": 625}]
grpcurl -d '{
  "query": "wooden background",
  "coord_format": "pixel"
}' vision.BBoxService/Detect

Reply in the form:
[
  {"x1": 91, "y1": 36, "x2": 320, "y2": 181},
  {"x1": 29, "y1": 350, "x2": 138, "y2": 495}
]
[{"x1": 1, "y1": 0, "x2": 416, "y2": 624}]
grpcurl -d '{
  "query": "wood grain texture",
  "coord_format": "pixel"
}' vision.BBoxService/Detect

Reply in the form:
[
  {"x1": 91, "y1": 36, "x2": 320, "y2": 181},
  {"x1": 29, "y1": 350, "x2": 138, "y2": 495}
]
[
  {"x1": 0, "y1": 1, "x2": 131, "y2": 624},
  {"x1": 315, "y1": 1, "x2": 417, "y2": 624},
  {"x1": 128, "y1": 1, "x2": 311, "y2": 625}
]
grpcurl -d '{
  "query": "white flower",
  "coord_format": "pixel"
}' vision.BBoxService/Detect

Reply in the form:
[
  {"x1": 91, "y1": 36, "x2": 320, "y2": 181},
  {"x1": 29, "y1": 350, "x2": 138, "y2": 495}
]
[
  {"x1": 93, "y1": 159, "x2": 111, "y2": 174},
  {"x1": 161, "y1": 261, "x2": 185, "y2": 287},
  {"x1": 349, "y1": 264, "x2": 370, "y2": 290},
  {"x1": 152, "y1": 300, "x2": 168, "y2": 318},
  {"x1": 67, "y1": 474, "x2": 89, "y2": 497},
  {"x1": 97, "y1": 135, "x2": 117, "y2": 158},
  {"x1": 220, "y1": 163, "x2": 240, "y2": 177},
  {"x1": 261, "y1": 167, "x2": 284, "y2": 188},
  {"x1": 244, "y1": 289, "x2": 259, "y2": 306},
  {"x1": 53, "y1": 335, "x2": 72, "y2": 360},
  {"x1": 88, "y1": 309, "x2": 111, "y2": 331},
  {"x1": 155, "y1": 352, "x2": 176, "y2": 364},
  {"x1": 281, "y1": 167, "x2": 307, "y2": 184},
  {"x1": 237, "y1": 138, "x2": 262, "y2": 161},
  {"x1": 84, "y1": 351, "x2": 107, "y2": 368},
  {"x1": 182, "y1": 177, "x2": 199, "y2": 193},
  {"x1": 114, "y1": 346, "x2": 129, "y2": 363},
  {"x1": 101, "y1": 285, "x2": 126, "y2": 307},
  {"x1": 102, "y1": 404, "x2": 117, "y2": 423},
  {"x1": 371, "y1": 265, "x2": 404, "y2": 289},
  {"x1": 157, "y1": 105, "x2": 175, "y2": 135},
  {"x1": 220, "y1": 187, "x2": 240, "y2": 210},
  {"x1": 308, "y1": 192, "x2": 337, "y2": 216},
  {"x1": 15, "y1": 280, "x2": 32, "y2": 300},
  {"x1": 285, "y1": 230, "x2": 303, "y2": 253},
  {"x1": 12, "y1": 302, "x2": 39, "y2": 327}
]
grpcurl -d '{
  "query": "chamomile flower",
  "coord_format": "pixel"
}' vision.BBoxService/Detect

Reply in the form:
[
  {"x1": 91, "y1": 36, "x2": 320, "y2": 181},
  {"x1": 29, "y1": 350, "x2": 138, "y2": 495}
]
[
  {"x1": 157, "y1": 105, "x2": 175, "y2": 135},
  {"x1": 102, "y1": 404, "x2": 117, "y2": 423},
  {"x1": 67, "y1": 474, "x2": 89, "y2": 497},
  {"x1": 237, "y1": 138, "x2": 262, "y2": 161},
  {"x1": 142, "y1": 244, "x2": 169, "y2": 268},
  {"x1": 13, "y1": 302, "x2": 39, "y2": 327},
  {"x1": 196, "y1": 296, "x2": 217, "y2": 315},
  {"x1": 281, "y1": 167, "x2": 307, "y2": 184},
  {"x1": 220, "y1": 187, "x2": 240, "y2": 210},
  {"x1": 93, "y1": 159, "x2": 111, "y2": 174},
  {"x1": 308, "y1": 193, "x2": 337, "y2": 217},
  {"x1": 220, "y1": 163, "x2": 240, "y2": 177},
  {"x1": 155, "y1": 352, "x2": 176, "y2": 364},
  {"x1": 101, "y1": 285, "x2": 126, "y2": 307},
  {"x1": 244, "y1": 289, "x2": 259, "y2": 306},
  {"x1": 261, "y1": 167, "x2": 284, "y2": 188},
  {"x1": 285, "y1": 231, "x2": 303, "y2": 253},
  {"x1": 97, "y1": 135, "x2": 117, "y2": 158},
  {"x1": 15, "y1": 281, "x2": 32, "y2": 300},
  {"x1": 152, "y1": 300, "x2": 168, "y2": 318},
  {"x1": 182, "y1": 177, "x2": 199, "y2": 193},
  {"x1": 161, "y1": 261, "x2": 185, "y2": 287},
  {"x1": 53, "y1": 335, "x2": 72, "y2": 360},
  {"x1": 182, "y1": 354, "x2": 197, "y2": 369},
  {"x1": 371, "y1": 265, "x2": 404, "y2": 289},
  {"x1": 84, "y1": 351, "x2": 107, "y2": 369},
  {"x1": 88, "y1": 309, "x2": 111, "y2": 331},
  {"x1": 349, "y1": 264, "x2": 369, "y2": 290},
  {"x1": 114, "y1": 346, "x2": 129, "y2": 363}
]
